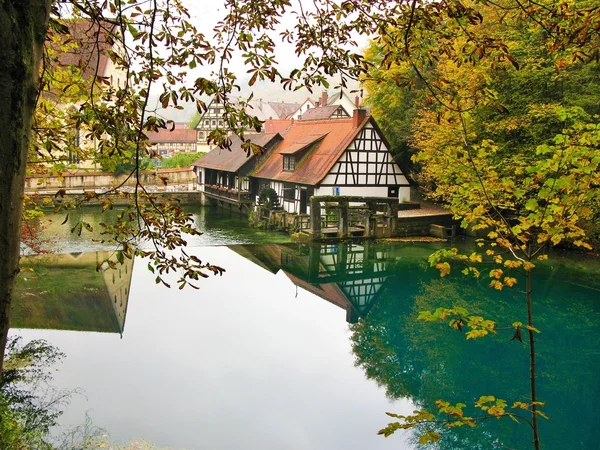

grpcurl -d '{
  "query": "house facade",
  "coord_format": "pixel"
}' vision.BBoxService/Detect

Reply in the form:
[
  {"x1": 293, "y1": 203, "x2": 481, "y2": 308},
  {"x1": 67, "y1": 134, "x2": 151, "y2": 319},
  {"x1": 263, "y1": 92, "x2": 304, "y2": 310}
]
[
  {"x1": 192, "y1": 133, "x2": 282, "y2": 210},
  {"x1": 252, "y1": 108, "x2": 411, "y2": 215},
  {"x1": 195, "y1": 97, "x2": 300, "y2": 148},
  {"x1": 195, "y1": 98, "x2": 226, "y2": 146},
  {"x1": 38, "y1": 19, "x2": 129, "y2": 170}
]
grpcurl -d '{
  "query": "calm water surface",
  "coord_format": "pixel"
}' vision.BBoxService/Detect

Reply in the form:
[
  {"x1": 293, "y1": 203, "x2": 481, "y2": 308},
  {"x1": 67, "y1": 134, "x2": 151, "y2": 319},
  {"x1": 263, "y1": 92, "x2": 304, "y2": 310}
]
[{"x1": 10, "y1": 207, "x2": 600, "y2": 449}]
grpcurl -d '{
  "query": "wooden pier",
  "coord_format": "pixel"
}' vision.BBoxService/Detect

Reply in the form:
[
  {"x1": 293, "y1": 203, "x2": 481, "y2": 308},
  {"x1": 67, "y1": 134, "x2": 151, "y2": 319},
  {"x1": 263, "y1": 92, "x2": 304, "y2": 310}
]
[{"x1": 300, "y1": 195, "x2": 455, "y2": 241}]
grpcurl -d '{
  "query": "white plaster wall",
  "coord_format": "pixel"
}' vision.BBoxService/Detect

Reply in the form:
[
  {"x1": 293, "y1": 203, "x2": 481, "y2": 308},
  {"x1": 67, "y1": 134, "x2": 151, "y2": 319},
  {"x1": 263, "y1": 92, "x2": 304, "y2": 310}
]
[
  {"x1": 291, "y1": 100, "x2": 314, "y2": 120},
  {"x1": 328, "y1": 92, "x2": 357, "y2": 114},
  {"x1": 399, "y1": 186, "x2": 411, "y2": 202},
  {"x1": 314, "y1": 186, "x2": 388, "y2": 197},
  {"x1": 194, "y1": 167, "x2": 205, "y2": 191}
]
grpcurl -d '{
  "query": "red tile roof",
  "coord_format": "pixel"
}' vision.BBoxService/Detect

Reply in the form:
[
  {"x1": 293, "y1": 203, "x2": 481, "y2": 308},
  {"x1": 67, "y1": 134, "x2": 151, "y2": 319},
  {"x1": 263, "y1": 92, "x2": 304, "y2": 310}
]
[
  {"x1": 252, "y1": 116, "x2": 369, "y2": 186},
  {"x1": 264, "y1": 119, "x2": 294, "y2": 135},
  {"x1": 192, "y1": 133, "x2": 281, "y2": 172},
  {"x1": 51, "y1": 19, "x2": 116, "y2": 82},
  {"x1": 278, "y1": 133, "x2": 326, "y2": 155},
  {"x1": 147, "y1": 128, "x2": 197, "y2": 143}
]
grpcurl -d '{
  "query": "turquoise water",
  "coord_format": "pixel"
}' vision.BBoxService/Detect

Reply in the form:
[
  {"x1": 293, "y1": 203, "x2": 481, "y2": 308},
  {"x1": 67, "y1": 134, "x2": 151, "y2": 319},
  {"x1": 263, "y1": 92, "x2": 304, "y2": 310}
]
[{"x1": 10, "y1": 209, "x2": 600, "y2": 449}]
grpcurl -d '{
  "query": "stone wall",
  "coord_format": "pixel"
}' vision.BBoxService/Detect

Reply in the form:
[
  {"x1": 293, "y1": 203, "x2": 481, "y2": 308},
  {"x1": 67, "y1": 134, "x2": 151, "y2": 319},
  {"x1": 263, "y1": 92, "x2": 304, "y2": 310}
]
[
  {"x1": 32, "y1": 191, "x2": 201, "y2": 206},
  {"x1": 25, "y1": 168, "x2": 196, "y2": 191}
]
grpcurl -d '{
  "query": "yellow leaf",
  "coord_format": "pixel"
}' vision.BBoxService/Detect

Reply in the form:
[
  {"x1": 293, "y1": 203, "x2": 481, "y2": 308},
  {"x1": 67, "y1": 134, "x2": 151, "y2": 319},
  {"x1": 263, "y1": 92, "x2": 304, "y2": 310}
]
[
  {"x1": 436, "y1": 262, "x2": 451, "y2": 277},
  {"x1": 489, "y1": 280, "x2": 503, "y2": 290},
  {"x1": 489, "y1": 268, "x2": 503, "y2": 279}
]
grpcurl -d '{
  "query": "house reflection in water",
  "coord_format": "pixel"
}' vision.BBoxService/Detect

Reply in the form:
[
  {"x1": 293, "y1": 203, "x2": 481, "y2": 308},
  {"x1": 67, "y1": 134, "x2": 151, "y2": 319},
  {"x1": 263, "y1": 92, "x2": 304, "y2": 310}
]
[
  {"x1": 229, "y1": 242, "x2": 395, "y2": 323},
  {"x1": 12, "y1": 251, "x2": 134, "y2": 336}
]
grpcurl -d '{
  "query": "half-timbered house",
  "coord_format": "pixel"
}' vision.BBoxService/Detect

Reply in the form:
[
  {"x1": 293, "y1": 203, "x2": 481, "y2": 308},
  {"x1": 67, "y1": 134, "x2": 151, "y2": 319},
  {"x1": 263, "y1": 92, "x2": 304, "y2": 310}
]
[
  {"x1": 147, "y1": 128, "x2": 200, "y2": 156},
  {"x1": 39, "y1": 19, "x2": 128, "y2": 170},
  {"x1": 251, "y1": 108, "x2": 411, "y2": 215},
  {"x1": 195, "y1": 96, "x2": 299, "y2": 149},
  {"x1": 192, "y1": 133, "x2": 282, "y2": 210}
]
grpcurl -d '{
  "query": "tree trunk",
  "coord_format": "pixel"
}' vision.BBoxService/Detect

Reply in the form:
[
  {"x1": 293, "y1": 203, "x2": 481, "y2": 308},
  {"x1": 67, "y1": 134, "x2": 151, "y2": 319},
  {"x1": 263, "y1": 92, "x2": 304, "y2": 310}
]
[{"x1": 0, "y1": 0, "x2": 51, "y2": 373}]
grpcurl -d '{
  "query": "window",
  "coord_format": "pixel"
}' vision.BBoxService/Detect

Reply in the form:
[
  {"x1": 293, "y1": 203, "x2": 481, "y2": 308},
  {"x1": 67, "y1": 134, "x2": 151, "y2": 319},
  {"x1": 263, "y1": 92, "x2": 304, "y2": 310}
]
[
  {"x1": 283, "y1": 185, "x2": 295, "y2": 202},
  {"x1": 68, "y1": 150, "x2": 80, "y2": 164},
  {"x1": 283, "y1": 155, "x2": 296, "y2": 172},
  {"x1": 211, "y1": 120, "x2": 216, "y2": 126}
]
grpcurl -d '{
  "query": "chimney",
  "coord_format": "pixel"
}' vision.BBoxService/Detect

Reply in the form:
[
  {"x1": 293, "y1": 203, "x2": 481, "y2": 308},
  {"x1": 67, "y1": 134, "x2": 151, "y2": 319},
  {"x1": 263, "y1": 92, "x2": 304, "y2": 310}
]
[
  {"x1": 353, "y1": 108, "x2": 367, "y2": 128},
  {"x1": 321, "y1": 90, "x2": 328, "y2": 106},
  {"x1": 315, "y1": 100, "x2": 320, "y2": 108},
  {"x1": 355, "y1": 95, "x2": 360, "y2": 107}
]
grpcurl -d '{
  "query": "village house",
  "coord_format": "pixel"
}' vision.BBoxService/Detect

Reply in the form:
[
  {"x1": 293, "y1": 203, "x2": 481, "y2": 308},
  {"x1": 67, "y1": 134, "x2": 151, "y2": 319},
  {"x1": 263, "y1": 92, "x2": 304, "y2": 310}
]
[
  {"x1": 287, "y1": 97, "x2": 316, "y2": 120},
  {"x1": 192, "y1": 132, "x2": 283, "y2": 212},
  {"x1": 192, "y1": 106, "x2": 411, "y2": 216},
  {"x1": 287, "y1": 89, "x2": 359, "y2": 121},
  {"x1": 195, "y1": 96, "x2": 300, "y2": 150},
  {"x1": 147, "y1": 126, "x2": 200, "y2": 156},
  {"x1": 252, "y1": 107, "x2": 411, "y2": 215},
  {"x1": 37, "y1": 19, "x2": 128, "y2": 170}
]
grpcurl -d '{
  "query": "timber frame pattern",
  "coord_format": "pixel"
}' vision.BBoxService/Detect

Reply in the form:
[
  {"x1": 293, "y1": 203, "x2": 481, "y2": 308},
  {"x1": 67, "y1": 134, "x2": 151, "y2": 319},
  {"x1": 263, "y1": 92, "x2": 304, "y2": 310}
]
[{"x1": 326, "y1": 125, "x2": 409, "y2": 188}]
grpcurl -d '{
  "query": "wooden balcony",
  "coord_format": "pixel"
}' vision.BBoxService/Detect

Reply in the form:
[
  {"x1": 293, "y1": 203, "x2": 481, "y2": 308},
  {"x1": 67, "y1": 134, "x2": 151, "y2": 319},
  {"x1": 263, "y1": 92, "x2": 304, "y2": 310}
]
[{"x1": 203, "y1": 184, "x2": 253, "y2": 205}]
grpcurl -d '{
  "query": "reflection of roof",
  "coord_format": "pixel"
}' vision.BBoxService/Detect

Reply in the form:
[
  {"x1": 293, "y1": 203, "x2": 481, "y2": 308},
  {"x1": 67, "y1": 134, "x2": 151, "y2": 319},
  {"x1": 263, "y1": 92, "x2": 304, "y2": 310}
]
[
  {"x1": 299, "y1": 105, "x2": 341, "y2": 121},
  {"x1": 227, "y1": 244, "x2": 282, "y2": 274},
  {"x1": 283, "y1": 271, "x2": 352, "y2": 311},
  {"x1": 147, "y1": 128, "x2": 197, "y2": 143},
  {"x1": 279, "y1": 133, "x2": 327, "y2": 155},
  {"x1": 192, "y1": 133, "x2": 281, "y2": 172},
  {"x1": 253, "y1": 116, "x2": 369, "y2": 185}
]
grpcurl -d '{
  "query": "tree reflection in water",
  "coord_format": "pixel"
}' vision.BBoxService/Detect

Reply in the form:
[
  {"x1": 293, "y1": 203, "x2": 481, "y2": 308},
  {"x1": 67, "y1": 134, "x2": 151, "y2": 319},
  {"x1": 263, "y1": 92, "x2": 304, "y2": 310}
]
[{"x1": 234, "y1": 241, "x2": 599, "y2": 448}]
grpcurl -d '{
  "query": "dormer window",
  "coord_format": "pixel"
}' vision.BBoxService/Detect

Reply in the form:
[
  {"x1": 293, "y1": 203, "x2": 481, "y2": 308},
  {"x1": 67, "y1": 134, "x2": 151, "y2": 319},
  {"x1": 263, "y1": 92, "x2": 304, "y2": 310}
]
[{"x1": 283, "y1": 155, "x2": 296, "y2": 171}]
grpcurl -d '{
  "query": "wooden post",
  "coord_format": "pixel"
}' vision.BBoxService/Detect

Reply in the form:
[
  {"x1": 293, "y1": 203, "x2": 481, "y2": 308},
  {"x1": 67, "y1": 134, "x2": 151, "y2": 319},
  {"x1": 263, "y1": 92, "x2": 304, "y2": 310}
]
[
  {"x1": 364, "y1": 201, "x2": 377, "y2": 238},
  {"x1": 389, "y1": 202, "x2": 399, "y2": 237},
  {"x1": 311, "y1": 197, "x2": 321, "y2": 240},
  {"x1": 338, "y1": 200, "x2": 349, "y2": 238}
]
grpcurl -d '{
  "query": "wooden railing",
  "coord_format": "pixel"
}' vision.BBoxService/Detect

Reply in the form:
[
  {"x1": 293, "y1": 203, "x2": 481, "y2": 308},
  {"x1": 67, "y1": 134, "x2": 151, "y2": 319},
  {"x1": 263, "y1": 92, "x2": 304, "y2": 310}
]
[{"x1": 204, "y1": 185, "x2": 252, "y2": 202}]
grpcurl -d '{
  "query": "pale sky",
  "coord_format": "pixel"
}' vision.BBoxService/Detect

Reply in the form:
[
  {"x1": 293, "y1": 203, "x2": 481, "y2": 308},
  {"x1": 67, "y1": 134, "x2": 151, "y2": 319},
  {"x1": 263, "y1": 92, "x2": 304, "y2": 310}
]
[{"x1": 151, "y1": 0, "x2": 367, "y2": 122}]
